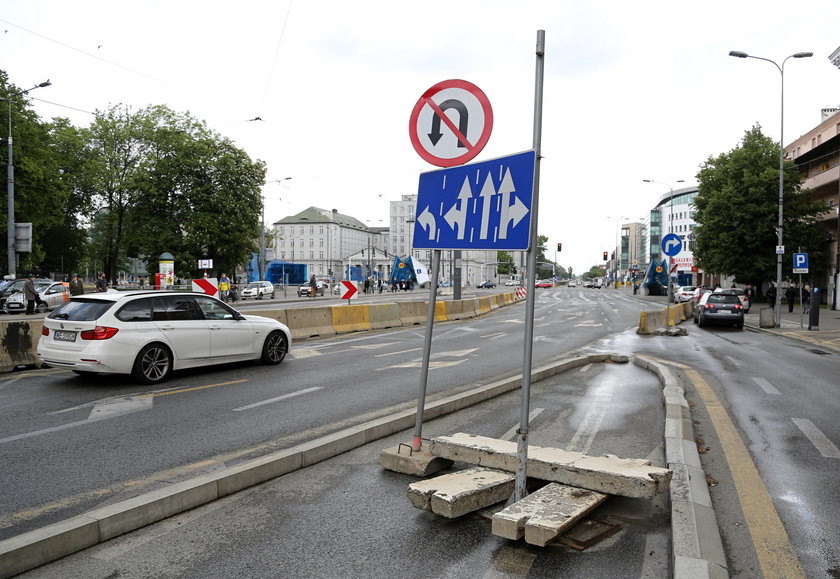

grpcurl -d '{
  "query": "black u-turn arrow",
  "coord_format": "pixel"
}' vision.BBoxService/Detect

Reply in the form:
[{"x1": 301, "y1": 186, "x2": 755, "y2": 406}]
[{"x1": 428, "y1": 99, "x2": 469, "y2": 148}]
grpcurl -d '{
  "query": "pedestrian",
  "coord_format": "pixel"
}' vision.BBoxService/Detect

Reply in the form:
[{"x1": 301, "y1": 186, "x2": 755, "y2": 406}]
[
  {"x1": 378, "y1": 278, "x2": 383, "y2": 294},
  {"x1": 785, "y1": 284, "x2": 797, "y2": 314},
  {"x1": 745, "y1": 284, "x2": 754, "y2": 311},
  {"x1": 309, "y1": 274, "x2": 317, "y2": 298},
  {"x1": 803, "y1": 284, "x2": 811, "y2": 314},
  {"x1": 219, "y1": 273, "x2": 231, "y2": 302},
  {"x1": 766, "y1": 283, "x2": 777, "y2": 308},
  {"x1": 95, "y1": 272, "x2": 108, "y2": 292},
  {"x1": 138, "y1": 275, "x2": 145, "y2": 289},
  {"x1": 23, "y1": 275, "x2": 39, "y2": 314},
  {"x1": 68, "y1": 273, "x2": 85, "y2": 296},
  {"x1": 364, "y1": 278, "x2": 370, "y2": 294}
]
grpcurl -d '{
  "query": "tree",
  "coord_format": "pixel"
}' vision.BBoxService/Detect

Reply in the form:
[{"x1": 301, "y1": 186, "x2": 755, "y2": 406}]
[{"x1": 694, "y1": 125, "x2": 826, "y2": 287}]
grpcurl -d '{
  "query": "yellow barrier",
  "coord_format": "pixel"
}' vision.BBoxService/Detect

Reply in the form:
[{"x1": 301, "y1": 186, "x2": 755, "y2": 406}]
[
  {"x1": 434, "y1": 300, "x2": 447, "y2": 322},
  {"x1": 637, "y1": 303, "x2": 693, "y2": 334},
  {"x1": 476, "y1": 296, "x2": 492, "y2": 314},
  {"x1": 331, "y1": 304, "x2": 372, "y2": 333}
]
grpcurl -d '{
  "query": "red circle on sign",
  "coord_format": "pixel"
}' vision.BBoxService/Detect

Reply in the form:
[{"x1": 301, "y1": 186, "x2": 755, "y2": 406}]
[{"x1": 408, "y1": 79, "x2": 493, "y2": 167}]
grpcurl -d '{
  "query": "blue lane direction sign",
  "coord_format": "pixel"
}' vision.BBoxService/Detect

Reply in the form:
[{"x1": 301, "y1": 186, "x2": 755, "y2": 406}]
[
  {"x1": 661, "y1": 233, "x2": 682, "y2": 257},
  {"x1": 793, "y1": 252, "x2": 809, "y2": 274},
  {"x1": 414, "y1": 150, "x2": 535, "y2": 251}
]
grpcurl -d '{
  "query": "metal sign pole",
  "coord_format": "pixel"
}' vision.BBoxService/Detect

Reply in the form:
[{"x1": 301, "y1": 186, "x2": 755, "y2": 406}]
[
  {"x1": 513, "y1": 29, "x2": 545, "y2": 502},
  {"x1": 412, "y1": 249, "x2": 442, "y2": 451}
]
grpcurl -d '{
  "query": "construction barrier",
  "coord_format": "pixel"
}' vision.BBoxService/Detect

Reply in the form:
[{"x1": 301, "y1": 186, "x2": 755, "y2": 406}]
[
  {"x1": 637, "y1": 302, "x2": 693, "y2": 334},
  {"x1": 398, "y1": 301, "x2": 427, "y2": 326},
  {"x1": 285, "y1": 306, "x2": 337, "y2": 339},
  {"x1": 367, "y1": 303, "x2": 401, "y2": 330},
  {"x1": 476, "y1": 296, "x2": 493, "y2": 315},
  {"x1": 331, "y1": 304, "x2": 372, "y2": 334}
]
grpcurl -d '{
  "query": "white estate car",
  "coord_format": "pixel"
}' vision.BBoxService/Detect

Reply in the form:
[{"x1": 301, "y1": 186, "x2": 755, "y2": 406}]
[
  {"x1": 240, "y1": 280, "x2": 275, "y2": 300},
  {"x1": 38, "y1": 291, "x2": 291, "y2": 384}
]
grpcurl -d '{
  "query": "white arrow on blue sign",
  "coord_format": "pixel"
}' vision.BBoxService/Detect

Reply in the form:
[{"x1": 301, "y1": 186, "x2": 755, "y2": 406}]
[
  {"x1": 413, "y1": 150, "x2": 535, "y2": 250},
  {"x1": 661, "y1": 233, "x2": 682, "y2": 257},
  {"x1": 793, "y1": 252, "x2": 808, "y2": 274}
]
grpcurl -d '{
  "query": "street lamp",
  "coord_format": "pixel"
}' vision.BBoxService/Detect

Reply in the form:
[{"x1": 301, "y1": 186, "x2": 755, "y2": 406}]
[
  {"x1": 644, "y1": 179, "x2": 684, "y2": 303},
  {"x1": 261, "y1": 177, "x2": 292, "y2": 280},
  {"x1": 729, "y1": 49, "x2": 812, "y2": 326},
  {"x1": 2, "y1": 80, "x2": 51, "y2": 278}
]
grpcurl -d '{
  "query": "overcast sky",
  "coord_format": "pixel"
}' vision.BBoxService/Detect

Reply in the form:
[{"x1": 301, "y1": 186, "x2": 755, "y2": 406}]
[{"x1": 3, "y1": 1, "x2": 840, "y2": 274}]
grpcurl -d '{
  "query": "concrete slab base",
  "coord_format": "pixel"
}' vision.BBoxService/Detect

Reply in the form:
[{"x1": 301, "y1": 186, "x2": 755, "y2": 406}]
[
  {"x1": 407, "y1": 466, "x2": 515, "y2": 518},
  {"x1": 379, "y1": 444, "x2": 453, "y2": 477},
  {"x1": 430, "y1": 433, "x2": 672, "y2": 499},
  {"x1": 492, "y1": 483, "x2": 608, "y2": 546}
]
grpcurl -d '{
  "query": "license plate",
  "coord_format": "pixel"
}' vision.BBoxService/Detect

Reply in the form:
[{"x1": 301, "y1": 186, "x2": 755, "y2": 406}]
[{"x1": 53, "y1": 330, "x2": 77, "y2": 342}]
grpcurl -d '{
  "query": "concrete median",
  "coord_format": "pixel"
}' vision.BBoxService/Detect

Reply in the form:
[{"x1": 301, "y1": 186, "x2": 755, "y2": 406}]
[
  {"x1": 285, "y1": 306, "x2": 336, "y2": 339},
  {"x1": 367, "y1": 303, "x2": 402, "y2": 330}
]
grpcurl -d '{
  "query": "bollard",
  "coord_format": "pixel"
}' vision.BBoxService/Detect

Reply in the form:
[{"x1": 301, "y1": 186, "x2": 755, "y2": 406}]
[
  {"x1": 808, "y1": 287, "x2": 820, "y2": 331},
  {"x1": 759, "y1": 307, "x2": 775, "y2": 328}
]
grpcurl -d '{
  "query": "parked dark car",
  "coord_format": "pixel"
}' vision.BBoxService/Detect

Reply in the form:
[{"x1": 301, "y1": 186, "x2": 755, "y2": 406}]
[
  {"x1": 693, "y1": 292, "x2": 744, "y2": 329},
  {"x1": 476, "y1": 280, "x2": 496, "y2": 289}
]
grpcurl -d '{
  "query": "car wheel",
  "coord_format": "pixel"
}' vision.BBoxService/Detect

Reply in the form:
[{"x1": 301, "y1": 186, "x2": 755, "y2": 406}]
[
  {"x1": 36, "y1": 302, "x2": 48, "y2": 313},
  {"x1": 261, "y1": 331, "x2": 288, "y2": 365},
  {"x1": 132, "y1": 343, "x2": 173, "y2": 384},
  {"x1": 736, "y1": 322, "x2": 744, "y2": 329},
  {"x1": 697, "y1": 314, "x2": 705, "y2": 328}
]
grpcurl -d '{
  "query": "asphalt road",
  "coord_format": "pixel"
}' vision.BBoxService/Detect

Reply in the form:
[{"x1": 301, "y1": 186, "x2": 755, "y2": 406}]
[
  {"x1": 0, "y1": 286, "x2": 643, "y2": 541},
  {"x1": 4, "y1": 287, "x2": 838, "y2": 577}
]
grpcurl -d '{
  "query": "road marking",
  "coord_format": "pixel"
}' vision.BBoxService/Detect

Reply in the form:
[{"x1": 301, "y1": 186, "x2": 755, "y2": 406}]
[
  {"x1": 574, "y1": 320, "x2": 602, "y2": 327},
  {"x1": 751, "y1": 377, "x2": 781, "y2": 395},
  {"x1": 686, "y1": 368, "x2": 805, "y2": 578},
  {"x1": 291, "y1": 348, "x2": 322, "y2": 358},
  {"x1": 375, "y1": 347, "x2": 421, "y2": 357},
  {"x1": 233, "y1": 387, "x2": 323, "y2": 411},
  {"x1": 483, "y1": 545, "x2": 537, "y2": 578},
  {"x1": 500, "y1": 408, "x2": 544, "y2": 441},
  {"x1": 791, "y1": 418, "x2": 840, "y2": 459},
  {"x1": 138, "y1": 380, "x2": 247, "y2": 398},
  {"x1": 579, "y1": 363, "x2": 592, "y2": 373},
  {"x1": 567, "y1": 379, "x2": 614, "y2": 454},
  {"x1": 479, "y1": 332, "x2": 506, "y2": 339}
]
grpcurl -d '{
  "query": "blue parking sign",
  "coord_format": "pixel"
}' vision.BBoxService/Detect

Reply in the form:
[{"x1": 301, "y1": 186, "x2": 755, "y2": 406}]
[{"x1": 793, "y1": 253, "x2": 808, "y2": 274}]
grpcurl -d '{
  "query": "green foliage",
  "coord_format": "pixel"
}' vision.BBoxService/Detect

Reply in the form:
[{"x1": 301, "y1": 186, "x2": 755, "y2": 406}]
[{"x1": 694, "y1": 125, "x2": 827, "y2": 285}]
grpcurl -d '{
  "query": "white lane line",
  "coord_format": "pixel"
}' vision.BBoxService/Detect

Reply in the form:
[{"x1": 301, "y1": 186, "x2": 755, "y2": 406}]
[
  {"x1": 479, "y1": 332, "x2": 506, "y2": 339},
  {"x1": 291, "y1": 348, "x2": 321, "y2": 359},
  {"x1": 752, "y1": 377, "x2": 781, "y2": 395},
  {"x1": 792, "y1": 418, "x2": 840, "y2": 459},
  {"x1": 232, "y1": 387, "x2": 323, "y2": 412},
  {"x1": 567, "y1": 380, "x2": 615, "y2": 454},
  {"x1": 500, "y1": 408, "x2": 545, "y2": 441},
  {"x1": 579, "y1": 363, "x2": 592, "y2": 373},
  {"x1": 375, "y1": 347, "x2": 421, "y2": 357}
]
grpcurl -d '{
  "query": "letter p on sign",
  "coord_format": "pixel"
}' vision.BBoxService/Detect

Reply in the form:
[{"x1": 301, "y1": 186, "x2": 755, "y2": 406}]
[{"x1": 793, "y1": 253, "x2": 808, "y2": 274}]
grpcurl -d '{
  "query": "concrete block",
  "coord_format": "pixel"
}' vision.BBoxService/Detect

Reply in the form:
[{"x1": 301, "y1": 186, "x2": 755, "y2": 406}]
[
  {"x1": 379, "y1": 444, "x2": 453, "y2": 477},
  {"x1": 87, "y1": 477, "x2": 219, "y2": 541},
  {"x1": 492, "y1": 483, "x2": 607, "y2": 546},
  {"x1": 430, "y1": 433, "x2": 672, "y2": 499},
  {"x1": 0, "y1": 515, "x2": 99, "y2": 579},
  {"x1": 407, "y1": 467, "x2": 514, "y2": 518}
]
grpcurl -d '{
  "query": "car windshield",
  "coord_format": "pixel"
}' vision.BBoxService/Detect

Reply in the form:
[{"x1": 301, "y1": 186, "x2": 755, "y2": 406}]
[
  {"x1": 246, "y1": 283, "x2": 262, "y2": 288},
  {"x1": 47, "y1": 299, "x2": 115, "y2": 321},
  {"x1": 707, "y1": 294, "x2": 740, "y2": 304}
]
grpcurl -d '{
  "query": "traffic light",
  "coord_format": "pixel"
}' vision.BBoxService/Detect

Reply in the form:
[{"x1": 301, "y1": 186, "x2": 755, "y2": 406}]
[
  {"x1": 557, "y1": 243, "x2": 562, "y2": 252},
  {"x1": 603, "y1": 251, "x2": 608, "y2": 261}
]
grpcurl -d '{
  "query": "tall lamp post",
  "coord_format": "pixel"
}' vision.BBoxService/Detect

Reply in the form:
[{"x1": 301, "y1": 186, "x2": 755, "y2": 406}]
[
  {"x1": 729, "y1": 50, "x2": 812, "y2": 326},
  {"x1": 261, "y1": 177, "x2": 292, "y2": 280},
  {"x1": 2, "y1": 80, "x2": 51, "y2": 278},
  {"x1": 644, "y1": 179, "x2": 684, "y2": 303}
]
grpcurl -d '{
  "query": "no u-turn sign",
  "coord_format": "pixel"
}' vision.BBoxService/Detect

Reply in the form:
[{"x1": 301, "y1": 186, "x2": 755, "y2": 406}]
[{"x1": 409, "y1": 79, "x2": 493, "y2": 167}]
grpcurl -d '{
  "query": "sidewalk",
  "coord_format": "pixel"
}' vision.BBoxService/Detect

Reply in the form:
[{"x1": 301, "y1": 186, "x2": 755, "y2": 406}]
[{"x1": 744, "y1": 306, "x2": 840, "y2": 353}]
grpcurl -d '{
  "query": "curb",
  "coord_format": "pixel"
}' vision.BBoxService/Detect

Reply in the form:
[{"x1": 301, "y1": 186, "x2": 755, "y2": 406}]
[
  {"x1": 635, "y1": 356, "x2": 729, "y2": 579},
  {"x1": 2, "y1": 352, "x2": 698, "y2": 577}
]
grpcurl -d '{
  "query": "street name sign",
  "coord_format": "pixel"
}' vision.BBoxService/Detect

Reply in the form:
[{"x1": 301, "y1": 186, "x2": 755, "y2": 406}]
[
  {"x1": 661, "y1": 233, "x2": 682, "y2": 257},
  {"x1": 414, "y1": 150, "x2": 536, "y2": 251},
  {"x1": 409, "y1": 79, "x2": 493, "y2": 167}
]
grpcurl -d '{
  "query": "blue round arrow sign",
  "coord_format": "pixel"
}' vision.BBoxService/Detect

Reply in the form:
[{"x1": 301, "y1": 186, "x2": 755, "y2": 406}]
[{"x1": 661, "y1": 233, "x2": 682, "y2": 257}]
